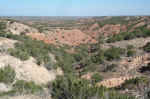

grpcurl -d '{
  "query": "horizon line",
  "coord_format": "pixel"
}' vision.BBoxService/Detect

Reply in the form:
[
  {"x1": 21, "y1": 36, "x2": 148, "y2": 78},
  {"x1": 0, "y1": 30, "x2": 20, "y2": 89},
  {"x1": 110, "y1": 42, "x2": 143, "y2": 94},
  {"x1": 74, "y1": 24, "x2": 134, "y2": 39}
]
[{"x1": 0, "y1": 15, "x2": 150, "y2": 17}]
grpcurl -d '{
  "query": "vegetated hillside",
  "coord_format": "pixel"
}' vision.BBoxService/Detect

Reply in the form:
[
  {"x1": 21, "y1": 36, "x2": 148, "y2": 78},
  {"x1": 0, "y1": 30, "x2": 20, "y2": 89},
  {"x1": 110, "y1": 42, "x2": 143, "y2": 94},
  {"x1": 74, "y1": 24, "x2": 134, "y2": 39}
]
[
  {"x1": 0, "y1": 26, "x2": 63, "y2": 98},
  {"x1": 0, "y1": 16, "x2": 150, "y2": 99}
]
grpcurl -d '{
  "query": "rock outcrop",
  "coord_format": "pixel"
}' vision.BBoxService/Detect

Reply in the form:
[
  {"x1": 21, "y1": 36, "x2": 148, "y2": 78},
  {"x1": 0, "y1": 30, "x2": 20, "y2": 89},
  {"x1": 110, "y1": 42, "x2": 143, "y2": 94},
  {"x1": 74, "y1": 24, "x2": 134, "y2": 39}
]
[
  {"x1": 6, "y1": 21, "x2": 39, "y2": 35},
  {"x1": 0, "y1": 54, "x2": 57, "y2": 85},
  {"x1": 0, "y1": 83, "x2": 12, "y2": 93},
  {"x1": 97, "y1": 76, "x2": 136, "y2": 88},
  {"x1": 0, "y1": 37, "x2": 17, "y2": 48},
  {"x1": 28, "y1": 29, "x2": 97, "y2": 46}
]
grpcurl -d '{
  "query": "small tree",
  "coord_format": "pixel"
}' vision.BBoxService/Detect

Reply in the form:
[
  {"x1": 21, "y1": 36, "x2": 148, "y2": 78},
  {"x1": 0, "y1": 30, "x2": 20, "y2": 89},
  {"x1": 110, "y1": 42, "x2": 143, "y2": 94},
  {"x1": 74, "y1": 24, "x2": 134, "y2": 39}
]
[
  {"x1": 13, "y1": 80, "x2": 42, "y2": 94},
  {"x1": 127, "y1": 49, "x2": 136, "y2": 57},
  {"x1": 0, "y1": 65, "x2": 16, "y2": 84},
  {"x1": 91, "y1": 73, "x2": 103, "y2": 83},
  {"x1": 104, "y1": 47, "x2": 125, "y2": 61},
  {"x1": 143, "y1": 42, "x2": 150, "y2": 52}
]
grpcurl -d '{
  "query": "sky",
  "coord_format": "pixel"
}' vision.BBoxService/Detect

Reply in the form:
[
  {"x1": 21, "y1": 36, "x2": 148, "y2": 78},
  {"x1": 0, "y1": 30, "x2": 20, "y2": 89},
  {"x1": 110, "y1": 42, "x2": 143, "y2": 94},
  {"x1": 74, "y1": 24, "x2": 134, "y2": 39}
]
[{"x1": 0, "y1": 0, "x2": 150, "y2": 16}]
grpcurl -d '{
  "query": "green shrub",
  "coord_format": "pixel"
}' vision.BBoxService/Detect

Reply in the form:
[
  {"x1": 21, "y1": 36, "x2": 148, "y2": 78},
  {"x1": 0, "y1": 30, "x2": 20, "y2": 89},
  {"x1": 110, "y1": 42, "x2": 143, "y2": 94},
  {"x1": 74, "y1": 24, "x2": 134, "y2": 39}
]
[
  {"x1": 13, "y1": 80, "x2": 42, "y2": 94},
  {"x1": 103, "y1": 64, "x2": 117, "y2": 72},
  {"x1": 104, "y1": 47, "x2": 125, "y2": 61},
  {"x1": 127, "y1": 49, "x2": 136, "y2": 57},
  {"x1": 107, "y1": 27, "x2": 150, "y2": 43},
  {"x1": 143, "y1": 42, "x2": 150, "y2": 52},
  {"x1": 0, "y1": 22, "x2": 6, "y2": 31},
  {"x1": 3, "y1": 34, "x2": 53, "y2": 67},
  {"x1": 50, "y1": 76, "x2": 135, "y2": 99},
  {"x1": 108, "y1": 91, "x2": 135, "y2": 99},
  {"x1": 0, "y1": 80, "x2": 42, "y2": 96},
  {"x1": 50, "y1": 76, "x2": 92, "y2": 99},
  {"x1": 97, "y1": 16, "x2": 129, "y2": 26},
  {"x1": 91, "y1": 73, "x2": 103, "y2": 83},
  {"x1": 107, "y1": 34, "x2": 124, "y2": 43},
  {"x1": 126, "y1": 45, "x2": 136, "y2": 57},
  {"x1": 73, "y1": 54, "x2": 82, "y2": 62},
  {"x1": 56, "y1": 53, "x2": 76, "y2": 74},
  {"x1": 8, "y1": 48, "x2": 30, "y2": 60},
  {"x1": 0, "y1": 65, "x2": 16, "y2": 84},
  {"x1": 0, "y1": 32, "x2": 75, "y2": 73},
  {"x1": 91, "y1": 54, "x2": 103, "y2": 64},
  {"x1": 127, "y1": 45, "x2": 135, "y2": 50},
  {"x1": 91, "y1": 49, "x2": 105, "y2": 64},
  {"x1": 0, "y1": 90, "x2": 17, "y2": 96}
]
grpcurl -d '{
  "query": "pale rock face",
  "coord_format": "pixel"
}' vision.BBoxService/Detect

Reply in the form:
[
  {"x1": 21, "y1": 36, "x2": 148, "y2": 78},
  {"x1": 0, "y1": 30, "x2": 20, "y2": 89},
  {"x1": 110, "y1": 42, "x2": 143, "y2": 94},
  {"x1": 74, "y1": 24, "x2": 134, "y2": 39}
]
[
  {"x1": 0, "y1": 37, "x2": 17, "y2": 49},
  {"x1": 0, "y1": 83, "x2": 12, "y2": 92},
  {"x1": 56, "y1": 67, "x2": 64, "y2": 76},
  {"x1": 97, "y1": 76, "x2": 136, "y2": 88},
  {"x1": 0, "y1": 37, "x2": 61, "y2": 98},
  {"x1": 6, "y1": 21, "x2": 39, "y2": 35},
  {"x1": 0, "y1": 54, "x2": 57, "y2": 85},
  {"x1": 133, "y1": 22, "x2": 146, "y2": 28},
  {"x1": 0, "y1": 36, "x2": 62, "y2": 85}
]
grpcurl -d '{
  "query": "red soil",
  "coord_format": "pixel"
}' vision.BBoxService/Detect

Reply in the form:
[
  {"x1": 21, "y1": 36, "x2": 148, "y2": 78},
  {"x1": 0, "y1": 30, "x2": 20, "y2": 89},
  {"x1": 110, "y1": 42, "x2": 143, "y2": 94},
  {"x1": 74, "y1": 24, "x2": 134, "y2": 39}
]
[{"x1": 27, "y1": 29, "x2": 97, "y2": 46}]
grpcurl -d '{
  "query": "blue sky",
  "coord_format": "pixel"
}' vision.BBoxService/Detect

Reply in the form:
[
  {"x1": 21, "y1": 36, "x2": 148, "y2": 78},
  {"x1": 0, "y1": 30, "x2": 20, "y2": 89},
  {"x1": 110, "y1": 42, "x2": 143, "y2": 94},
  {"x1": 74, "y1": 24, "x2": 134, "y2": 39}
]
[{"x1": 0, "y1": 0, "x2": 150, "y2": 16}]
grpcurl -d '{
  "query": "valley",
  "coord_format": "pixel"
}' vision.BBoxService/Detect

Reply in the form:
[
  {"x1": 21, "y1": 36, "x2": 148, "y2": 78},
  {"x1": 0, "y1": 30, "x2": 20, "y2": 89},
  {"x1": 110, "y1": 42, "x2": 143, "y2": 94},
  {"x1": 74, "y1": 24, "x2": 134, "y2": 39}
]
[{"x1": 0, "y1": 16, "x2": 150, "y2": 99}]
